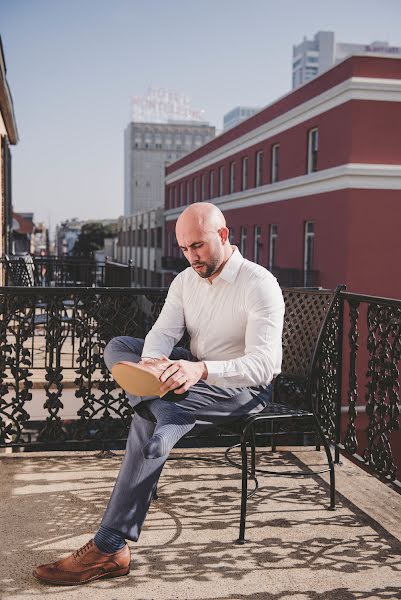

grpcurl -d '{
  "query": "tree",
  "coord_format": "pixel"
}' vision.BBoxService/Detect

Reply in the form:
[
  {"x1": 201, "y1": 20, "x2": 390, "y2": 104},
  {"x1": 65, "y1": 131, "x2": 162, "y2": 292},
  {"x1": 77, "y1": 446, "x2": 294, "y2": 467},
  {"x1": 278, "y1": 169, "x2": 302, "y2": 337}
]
[{"x1": 72, "y1": 222, "x2": 113, "y2": 257}]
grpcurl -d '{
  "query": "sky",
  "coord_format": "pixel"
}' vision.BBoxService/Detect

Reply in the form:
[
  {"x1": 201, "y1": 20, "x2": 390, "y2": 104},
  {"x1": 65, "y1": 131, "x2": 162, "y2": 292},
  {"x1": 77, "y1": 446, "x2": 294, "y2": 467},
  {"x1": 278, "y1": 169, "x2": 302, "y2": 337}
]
[{"x1": 0, "y1": 0, "x2": 400, "y2": 232}]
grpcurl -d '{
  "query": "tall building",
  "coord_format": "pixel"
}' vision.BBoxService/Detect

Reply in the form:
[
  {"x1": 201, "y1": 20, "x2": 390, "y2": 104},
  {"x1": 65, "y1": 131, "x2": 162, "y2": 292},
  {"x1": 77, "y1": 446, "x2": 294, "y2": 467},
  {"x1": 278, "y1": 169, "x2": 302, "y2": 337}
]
[
  {"x1": 0, "y1": 36, "x2": 18, "y2": 283},
  {"x1": 223, "y1": 106, "x2": 260, "y2": 131},
  {"x1": 292, "y1": 30, "x2": 401, "y2": 88},
  {"x1": 124, "y1": 121, "x2": 215, "y2": 217},
  {"x1": 164, "y1": 55, "x2": 401, "y2": 299},
  {"x1": 124, "y1": 88, "x2": 215, "y2": 217}
]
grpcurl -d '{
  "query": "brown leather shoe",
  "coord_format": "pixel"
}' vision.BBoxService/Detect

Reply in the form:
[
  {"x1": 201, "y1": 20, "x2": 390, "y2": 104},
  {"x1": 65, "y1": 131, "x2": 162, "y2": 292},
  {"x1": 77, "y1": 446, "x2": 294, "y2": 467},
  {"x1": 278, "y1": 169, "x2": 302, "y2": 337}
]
[
  {"x1": 112, "y1": 358, "x2": 174, "y2": 398},
  {"x1": 33, "y1": 539, "x2": 130, "y2": 586}
]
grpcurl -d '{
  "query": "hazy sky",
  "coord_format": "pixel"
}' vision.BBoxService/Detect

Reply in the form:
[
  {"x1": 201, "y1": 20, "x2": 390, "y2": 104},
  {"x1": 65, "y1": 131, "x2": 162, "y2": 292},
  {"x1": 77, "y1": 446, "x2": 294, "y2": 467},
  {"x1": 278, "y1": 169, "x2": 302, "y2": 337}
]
[{"x1": 0, "y1": 0, "x2": 400, "y2": 230}]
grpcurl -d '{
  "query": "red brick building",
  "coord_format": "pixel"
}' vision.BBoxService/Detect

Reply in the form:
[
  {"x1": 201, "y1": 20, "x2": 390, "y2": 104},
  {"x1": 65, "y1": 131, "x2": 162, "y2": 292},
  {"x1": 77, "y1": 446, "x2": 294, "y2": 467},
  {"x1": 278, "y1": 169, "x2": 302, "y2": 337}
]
[{"x1": 164, "y1": 55, "x2": 401, "y2": 299}]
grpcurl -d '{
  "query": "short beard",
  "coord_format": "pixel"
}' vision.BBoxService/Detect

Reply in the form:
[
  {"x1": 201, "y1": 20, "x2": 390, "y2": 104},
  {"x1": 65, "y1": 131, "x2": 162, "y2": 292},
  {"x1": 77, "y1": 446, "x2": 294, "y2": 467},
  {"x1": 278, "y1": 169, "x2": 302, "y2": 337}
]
[{"x1": 193, "y1": 258, "x2": 220, "y2": 278}]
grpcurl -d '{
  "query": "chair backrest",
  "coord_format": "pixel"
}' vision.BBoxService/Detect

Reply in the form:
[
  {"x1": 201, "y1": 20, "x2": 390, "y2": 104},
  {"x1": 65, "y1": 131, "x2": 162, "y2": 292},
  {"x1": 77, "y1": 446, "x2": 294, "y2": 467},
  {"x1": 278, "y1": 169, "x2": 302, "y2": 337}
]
[
  {"x1": 281, "y1": 288, "x2": 339, "y2": 379},
  {"x1": 4, "y1": 254, "x2": 36, "y2": 286}
]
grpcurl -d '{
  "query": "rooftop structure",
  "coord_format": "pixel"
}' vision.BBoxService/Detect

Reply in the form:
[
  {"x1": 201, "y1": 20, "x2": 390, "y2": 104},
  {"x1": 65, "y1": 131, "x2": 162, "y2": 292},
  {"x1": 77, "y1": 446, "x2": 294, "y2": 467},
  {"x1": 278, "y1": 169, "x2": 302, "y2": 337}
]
[{"x1": 292, "y1": 30, "x2": 401, "y2": 88}]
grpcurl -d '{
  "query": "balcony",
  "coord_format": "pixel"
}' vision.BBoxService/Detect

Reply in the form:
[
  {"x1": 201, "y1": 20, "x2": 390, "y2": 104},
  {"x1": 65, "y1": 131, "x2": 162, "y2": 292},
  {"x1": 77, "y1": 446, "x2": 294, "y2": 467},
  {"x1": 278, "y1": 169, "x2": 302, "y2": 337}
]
[
  {"x1": 271, "y1": 266, "x2": 320, "y2": 288},
  {"x1": 0, "y1": 285, "x2": 400, "y2": 597},
  {"x1": 1, "y1": 448, "x2": 400, "y2": 598},
  {"x1": 161, "y1": 258, "x2": 320, "y2": 288}
]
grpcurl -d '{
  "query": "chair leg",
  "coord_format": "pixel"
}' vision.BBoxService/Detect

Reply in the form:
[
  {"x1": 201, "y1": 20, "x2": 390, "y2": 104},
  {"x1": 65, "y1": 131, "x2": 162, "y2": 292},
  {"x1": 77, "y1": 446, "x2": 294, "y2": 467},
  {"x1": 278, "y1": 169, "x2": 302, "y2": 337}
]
[
  {"x1": 271, "y1": 421, "x2": 277, "y2": 452},
  {"x1": 236, "y1": 431, "x2": 249, "y2": 544},
  {"x1": 250, "y1": 428, "x2": 256, "y2": 478},
  {"x1": 314, "y1": 419, "x2": 336, "y2": 511}
]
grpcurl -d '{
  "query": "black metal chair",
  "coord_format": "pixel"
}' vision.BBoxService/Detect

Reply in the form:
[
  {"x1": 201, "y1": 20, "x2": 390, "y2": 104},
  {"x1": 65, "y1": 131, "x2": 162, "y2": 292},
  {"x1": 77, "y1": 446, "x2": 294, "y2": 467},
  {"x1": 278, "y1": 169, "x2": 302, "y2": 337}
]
[
  {"x1": 2, "y1": 253, "x2": 76, "y2": 347},
  {"x1": 3, "y1": 253, "x2": 37, "y2": 286},
  {"x1": 224, "y1": 285, "x2": 345, "y2": 543}
]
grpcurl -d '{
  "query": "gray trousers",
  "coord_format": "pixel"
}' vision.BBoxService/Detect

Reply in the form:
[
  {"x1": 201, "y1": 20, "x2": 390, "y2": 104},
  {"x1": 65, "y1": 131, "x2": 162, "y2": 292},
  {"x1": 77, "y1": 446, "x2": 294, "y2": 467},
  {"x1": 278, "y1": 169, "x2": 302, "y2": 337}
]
[{"x1": 101, "y1": 336, "x2": 272, "y2": 541}]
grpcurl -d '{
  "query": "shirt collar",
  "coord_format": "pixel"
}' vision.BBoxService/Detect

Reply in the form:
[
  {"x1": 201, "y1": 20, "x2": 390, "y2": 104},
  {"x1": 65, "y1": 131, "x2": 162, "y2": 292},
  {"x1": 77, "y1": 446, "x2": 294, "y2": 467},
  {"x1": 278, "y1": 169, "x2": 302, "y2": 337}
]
[{"x1": 218, "y1": 246, "x2": 244, "y2": 284}]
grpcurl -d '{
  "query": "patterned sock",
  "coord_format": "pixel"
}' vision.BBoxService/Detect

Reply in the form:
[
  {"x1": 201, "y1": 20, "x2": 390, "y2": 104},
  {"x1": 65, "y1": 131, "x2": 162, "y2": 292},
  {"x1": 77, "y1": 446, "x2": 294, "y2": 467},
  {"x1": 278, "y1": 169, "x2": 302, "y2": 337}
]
[
  {"x1": 142, "y1": 398, "x2": 196, "y2": 459},
  {"x1": 94, "y1": 525, "x2": 126, "y2": 554}
]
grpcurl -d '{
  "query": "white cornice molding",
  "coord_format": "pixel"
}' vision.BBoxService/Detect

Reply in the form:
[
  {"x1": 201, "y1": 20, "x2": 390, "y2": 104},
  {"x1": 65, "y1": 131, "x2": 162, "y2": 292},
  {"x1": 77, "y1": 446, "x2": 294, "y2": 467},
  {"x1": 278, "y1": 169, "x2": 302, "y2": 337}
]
[
  {"x1": 165, "y1": 163, "x2": 401, "y2": 220},
  {"x1": 166, "y1": 77, "x2": 401, "y2": 184}
]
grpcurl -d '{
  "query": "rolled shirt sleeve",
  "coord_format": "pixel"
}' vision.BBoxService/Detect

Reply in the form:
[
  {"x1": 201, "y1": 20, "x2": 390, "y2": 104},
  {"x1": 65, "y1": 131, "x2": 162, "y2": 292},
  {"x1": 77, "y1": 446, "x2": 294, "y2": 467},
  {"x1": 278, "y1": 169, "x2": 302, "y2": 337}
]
[{"x1": 204, "y1": 275, "x2": 285, "y2": 388}]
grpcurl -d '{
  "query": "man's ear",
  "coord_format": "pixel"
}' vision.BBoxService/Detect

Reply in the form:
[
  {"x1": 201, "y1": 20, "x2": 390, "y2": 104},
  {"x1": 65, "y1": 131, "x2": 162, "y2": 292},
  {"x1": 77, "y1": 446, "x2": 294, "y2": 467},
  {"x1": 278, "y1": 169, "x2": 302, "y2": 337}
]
[{"x1": 219, "y1": 227, "x2": 229, "y2": 244}]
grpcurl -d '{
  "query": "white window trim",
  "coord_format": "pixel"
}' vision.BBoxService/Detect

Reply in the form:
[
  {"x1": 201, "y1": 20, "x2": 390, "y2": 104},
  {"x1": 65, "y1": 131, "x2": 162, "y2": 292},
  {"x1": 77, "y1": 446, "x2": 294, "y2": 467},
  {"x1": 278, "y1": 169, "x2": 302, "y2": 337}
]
[
  {"x1": 271, "y1": 144, "x2": 279, "y2": 183},
  {"x1": 254, "y1": 225, "x2": 261, "y2": 263},
  {"x1": 303, "y1": 221, "x2": 315, "y2": 286},
  {"x1": 307, "y1": 128, "x2": 319, "y2": 173},
  {"x1": 256, "y1": 150, "x2": 263, "y2": 186},
  {"x1": 230, "y1": 161, "x2": 235, "y2": 194},
  {"x1": 242, "y1": 157, "x2": 248, "y2": 191},
  {"x1": 269, "y1": 224, "x2": 277, "y2": 270}
]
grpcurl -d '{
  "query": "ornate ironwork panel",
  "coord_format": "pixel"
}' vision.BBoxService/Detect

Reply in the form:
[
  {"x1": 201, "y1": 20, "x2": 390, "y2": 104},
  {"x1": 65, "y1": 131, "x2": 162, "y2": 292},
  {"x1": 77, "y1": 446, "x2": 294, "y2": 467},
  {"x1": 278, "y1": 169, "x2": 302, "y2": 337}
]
[
  {"x1": 0, "y1": 287, "x2": 168, "y2": 448},
  {"x1": 340, "y1": 293, "x2": 401, "y2": 484},
  {"x1": 363, "y1": 302, "x2": 401, "y2": 480}
]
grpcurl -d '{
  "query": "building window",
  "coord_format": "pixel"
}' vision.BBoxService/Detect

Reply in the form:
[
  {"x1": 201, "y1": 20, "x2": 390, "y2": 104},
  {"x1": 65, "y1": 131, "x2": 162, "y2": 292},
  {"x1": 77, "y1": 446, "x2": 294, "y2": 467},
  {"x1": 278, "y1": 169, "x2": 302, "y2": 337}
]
[
  {"x1": 193, "y1": 177, "x2": 198, "y2": 203},
  {"x1": 240, "y1": 226, "x2": 247, "y2": 257},
  {"x1": 169, "y1": 187, "x2": 173, "y2": 209},
  {"x1": 173, "y1": 186, "x2": 177, "y2": 207},
  {"x1": 186, "y1": 180, "x2": 190, "y2": 204},
  {"x1": 304, "y1": 221, "x2": 315, "y2": 286},
  {"x1": 209, "y1": 170, "x2": 214, "y2": 198},
  {"x1": 271, "y1": 144, "x2": 279, "y2": 183},
  {"x1": 255, "y1": 150, "x2": 263, "y2": 186},
  {"x1": 157, "y1": 227, "x2": 162, "y2": 248},
  {"x1": 242, "y1": 156, "x2": 248, "y2": 191},
  {"x1": 201, "y1": 174, "x2": 206, "y2": 201},
  {"x1": 229, "y1": 228, "x2": 235, "y2": 244},
  {"x1": 219, "y1": 166, "x2": 225, "y2": 196},
  {"x1": 307, "y1": 128, "x2": 318, "y2": 173},
  {"x1": 229, "y1": 161, "x2": 235, "y2": 194},
  {"x1": 269, "y1": 224, "x2": 278, "y2": 270},
  {"x1": 168, "y1": 232, "x2": 174, "y2": 256},
  {"x1": 254, "y1": 225, "x2": 261, "y2": 264},
  {"x1": 180, "y1": 182, "x2": 184, "y2": 206}
]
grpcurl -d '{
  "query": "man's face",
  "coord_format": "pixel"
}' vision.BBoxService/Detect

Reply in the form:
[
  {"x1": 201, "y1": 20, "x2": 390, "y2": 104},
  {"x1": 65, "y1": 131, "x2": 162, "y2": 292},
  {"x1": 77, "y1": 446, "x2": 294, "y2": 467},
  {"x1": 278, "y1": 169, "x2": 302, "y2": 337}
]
[{"x1": 176, "y1": 228, "x2": 225, "y2": 279}]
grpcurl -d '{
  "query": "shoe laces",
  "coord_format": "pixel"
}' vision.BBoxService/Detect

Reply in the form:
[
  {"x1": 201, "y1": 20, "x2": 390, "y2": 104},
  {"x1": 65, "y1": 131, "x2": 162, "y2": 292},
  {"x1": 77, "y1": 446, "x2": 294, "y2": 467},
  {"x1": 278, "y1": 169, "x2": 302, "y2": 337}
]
[{"x1": 73, "y1": 540, "x2": 94, "y2": 559}]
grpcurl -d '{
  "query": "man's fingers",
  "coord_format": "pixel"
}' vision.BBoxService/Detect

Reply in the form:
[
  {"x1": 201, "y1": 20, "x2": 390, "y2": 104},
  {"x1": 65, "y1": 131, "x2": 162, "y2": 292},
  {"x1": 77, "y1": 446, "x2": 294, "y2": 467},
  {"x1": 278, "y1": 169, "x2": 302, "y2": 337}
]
[
  {"x1": 160, "y1": 364, "x2": 180, "y2": 382},
  {"x1": 160, "y1": 372, "x2": 188, "y2": 394},
  {"x1": 174, "y1": 381, "x2": 190, "y2": 394}
]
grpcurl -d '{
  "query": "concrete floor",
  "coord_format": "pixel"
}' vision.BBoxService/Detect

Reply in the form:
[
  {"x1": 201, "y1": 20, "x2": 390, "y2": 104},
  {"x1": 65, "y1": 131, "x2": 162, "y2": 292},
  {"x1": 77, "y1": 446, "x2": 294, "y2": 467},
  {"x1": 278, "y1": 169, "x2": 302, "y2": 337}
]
[{"x1": 1, "y1": 447, "x2": 400, "y2": 600}]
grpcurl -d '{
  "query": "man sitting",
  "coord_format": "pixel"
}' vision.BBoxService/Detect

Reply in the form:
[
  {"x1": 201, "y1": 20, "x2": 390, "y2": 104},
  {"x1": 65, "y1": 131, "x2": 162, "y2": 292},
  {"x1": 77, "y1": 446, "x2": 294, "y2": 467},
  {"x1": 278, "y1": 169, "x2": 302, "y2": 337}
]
[{"x1": 33, "y1": 202, "x2": 285, "y2": 586}]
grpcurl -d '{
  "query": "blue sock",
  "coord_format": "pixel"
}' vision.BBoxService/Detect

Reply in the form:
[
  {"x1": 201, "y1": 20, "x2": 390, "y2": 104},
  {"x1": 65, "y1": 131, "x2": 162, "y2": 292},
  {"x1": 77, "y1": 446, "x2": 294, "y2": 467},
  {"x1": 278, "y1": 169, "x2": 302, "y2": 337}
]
[
  {"x1": 94, "y1": 525, "x2": 126, "y2": 554},
  {"x1": 142, "y1": 398, "x2": 196, "y2": 459}
]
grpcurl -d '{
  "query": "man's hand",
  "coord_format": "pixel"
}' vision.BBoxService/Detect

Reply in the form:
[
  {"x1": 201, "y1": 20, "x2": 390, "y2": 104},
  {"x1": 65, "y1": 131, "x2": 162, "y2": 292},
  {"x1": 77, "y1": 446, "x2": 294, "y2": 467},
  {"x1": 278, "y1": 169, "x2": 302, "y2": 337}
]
[{"x1": 159, "y1": 359, "x2": 208, "y2": 395}]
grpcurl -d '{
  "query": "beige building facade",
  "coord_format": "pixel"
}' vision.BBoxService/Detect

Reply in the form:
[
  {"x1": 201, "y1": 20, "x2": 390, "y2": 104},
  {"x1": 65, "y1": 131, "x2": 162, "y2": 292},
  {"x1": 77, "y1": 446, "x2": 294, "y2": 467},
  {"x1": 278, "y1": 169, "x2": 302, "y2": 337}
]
[{"x1": 0, "y1": 37, "x2": 18, "y2": 284}]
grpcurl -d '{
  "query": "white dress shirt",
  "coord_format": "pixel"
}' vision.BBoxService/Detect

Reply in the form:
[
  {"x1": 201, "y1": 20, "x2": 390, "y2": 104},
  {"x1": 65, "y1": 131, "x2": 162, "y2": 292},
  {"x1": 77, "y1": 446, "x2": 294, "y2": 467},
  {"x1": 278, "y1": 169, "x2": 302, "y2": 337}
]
[{"x1": 142, "y1": 248, "x2": 285, "y2": 388}]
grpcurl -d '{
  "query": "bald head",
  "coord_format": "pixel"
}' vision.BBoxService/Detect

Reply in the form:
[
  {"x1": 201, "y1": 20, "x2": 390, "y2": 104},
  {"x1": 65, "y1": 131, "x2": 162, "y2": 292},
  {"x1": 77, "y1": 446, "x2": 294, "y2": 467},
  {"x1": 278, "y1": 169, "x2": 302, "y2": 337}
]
[
  {"x1": 176, "y1": 202, "x2": 226, "y2": 238},
  {"x1": 175, "y1": 203, "x2": 232, "y2": 281}
]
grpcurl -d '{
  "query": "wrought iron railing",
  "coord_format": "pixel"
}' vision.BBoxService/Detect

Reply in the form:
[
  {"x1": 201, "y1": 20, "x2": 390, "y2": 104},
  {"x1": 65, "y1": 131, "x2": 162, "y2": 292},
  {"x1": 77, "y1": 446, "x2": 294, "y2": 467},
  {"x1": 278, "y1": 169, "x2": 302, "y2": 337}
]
[
  {"x1": 35, "y1": 256, "x2": 106, "y2": 287},
  {"x1": 271, "y1": 267, "x2": 319, "y2": 288},
  {"x1": 337, "y1": 291, "x2": 401, "y2": 484},
  {"x1": 161, "y1": 256, "x2": 188, "y2": 272},
  {"x1": 104, "y1": 258, "x2": 133, "y2": 287},
  {"x1": 1, "y1": 255, "x2": 106, "y2": 287},
  {"x1": 0, "y1": 286, "x2": 399, "y2": 487},
  {"x1": 161, "y1": 258, "x2": 320, "y2": 288}
]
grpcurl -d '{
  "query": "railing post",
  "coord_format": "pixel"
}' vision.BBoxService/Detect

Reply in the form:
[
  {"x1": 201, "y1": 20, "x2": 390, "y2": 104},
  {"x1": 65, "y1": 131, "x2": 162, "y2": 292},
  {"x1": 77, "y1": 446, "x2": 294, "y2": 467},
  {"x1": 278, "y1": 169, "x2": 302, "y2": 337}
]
[
  {"x1": 128, "y1": 259, "x2": 133, "y2": 288},
  {"x1": 335, "y1": 289, "x2": 345, "y2": 464}
]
